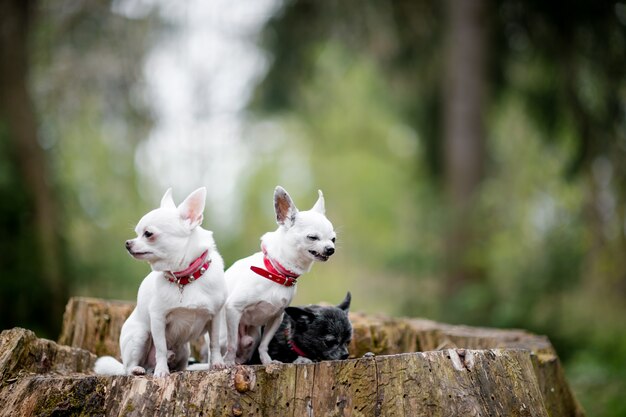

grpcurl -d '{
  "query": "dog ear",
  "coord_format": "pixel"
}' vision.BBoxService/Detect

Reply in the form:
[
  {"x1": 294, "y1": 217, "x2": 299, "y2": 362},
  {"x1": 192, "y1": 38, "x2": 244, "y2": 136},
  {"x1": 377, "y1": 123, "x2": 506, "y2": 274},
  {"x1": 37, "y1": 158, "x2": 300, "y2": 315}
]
[
  {"x1": 178, "y1": 187, "x2": 206, "y2": 229},
  {"x1": 337, "y1": 292, "x2": 351, "y2": 312},
  {"x1": 311, "y1": 190, "x2": 325, "y2": 214},
  {"x1": 274, "y1": 186, "x2": 298, "y2": 228},
  {"x1": 285, "y1": 307, "x2": 316, "y2": 326},
  {"x1": 160, "y1": 188, "x2": 176, "y2": 209}
]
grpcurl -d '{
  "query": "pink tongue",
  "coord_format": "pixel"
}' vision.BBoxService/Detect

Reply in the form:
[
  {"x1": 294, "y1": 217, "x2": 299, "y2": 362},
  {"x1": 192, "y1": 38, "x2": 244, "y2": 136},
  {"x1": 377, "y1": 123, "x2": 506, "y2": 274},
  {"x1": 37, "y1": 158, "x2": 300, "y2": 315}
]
[{"x1": 173, "y1": 250, "x2": 208, "y2": 277}]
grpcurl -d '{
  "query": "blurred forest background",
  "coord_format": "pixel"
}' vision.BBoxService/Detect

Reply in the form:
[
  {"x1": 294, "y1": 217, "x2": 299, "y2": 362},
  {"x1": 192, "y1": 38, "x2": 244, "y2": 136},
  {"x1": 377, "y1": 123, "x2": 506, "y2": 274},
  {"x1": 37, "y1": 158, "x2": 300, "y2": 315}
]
[{"x1": 1, "y1": 0, "x2": 625, "y2": 414}]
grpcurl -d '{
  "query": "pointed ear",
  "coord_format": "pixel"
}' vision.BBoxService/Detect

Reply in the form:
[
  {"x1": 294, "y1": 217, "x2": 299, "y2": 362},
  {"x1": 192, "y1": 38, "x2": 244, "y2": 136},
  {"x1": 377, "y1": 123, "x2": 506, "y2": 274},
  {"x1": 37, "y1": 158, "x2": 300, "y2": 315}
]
[
  {"x1": 284, "y1": 307, "x2": 316, "y2": 326},
  {"x1": 160, "y1": 188, "x2": 176, "y2": 209},
  {"x1": 337, "y1": 292, "x2": 351, "y2": 312},
  {"x1": 178, "y1": 187, "x2": 206, "y2": 229},
  {"x1": 311, "y1": 189, "x2": 325, "y2": 214},
  {"x1": 274, "y1": 186, "x2": 298, "y2": 228}
]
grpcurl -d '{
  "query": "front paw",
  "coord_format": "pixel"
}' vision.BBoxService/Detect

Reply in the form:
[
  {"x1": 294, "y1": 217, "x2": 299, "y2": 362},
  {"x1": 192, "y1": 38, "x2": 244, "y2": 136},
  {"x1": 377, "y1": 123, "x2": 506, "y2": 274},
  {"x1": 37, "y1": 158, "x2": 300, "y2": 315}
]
[
  {"x1": 260, "y1": 355, "x2": 282, "y2": 365},
  {"x1": 293, "y1": 356, "x2": 313, "y2": 364},
  {"x1": 211, "y1": 361, "x2": 227, "y2": 370},
  {"x1": 130, "y1": 366, "x2": 146, "y2": 376},
  {"x1": 211, "y1": 357, "x2": 226, "y2": 370},
  {"x1": 154, "y1": 366, "x2": 170, "y2": 378}
]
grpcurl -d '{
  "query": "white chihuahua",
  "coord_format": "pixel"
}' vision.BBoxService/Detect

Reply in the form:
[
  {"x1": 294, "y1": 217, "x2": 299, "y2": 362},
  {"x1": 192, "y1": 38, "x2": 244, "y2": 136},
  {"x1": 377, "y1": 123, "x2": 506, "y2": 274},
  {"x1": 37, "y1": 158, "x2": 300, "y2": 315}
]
[
  {"x1": 94, "y1": 187, "x2": 227, "y2": 377},
  {"x1": 223, "y1": 186, "x2": 336, "y2": 365}
]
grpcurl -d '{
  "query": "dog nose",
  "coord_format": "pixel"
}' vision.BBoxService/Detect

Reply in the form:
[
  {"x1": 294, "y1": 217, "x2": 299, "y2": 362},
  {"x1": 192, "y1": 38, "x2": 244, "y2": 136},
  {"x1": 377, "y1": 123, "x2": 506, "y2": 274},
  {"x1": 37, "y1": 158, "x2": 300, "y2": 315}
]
[
  {"x1": 125, "y1": 240, "x2": 133, "y2": 250},
  {"x1": 324, "y1": 246, "x2": 335, "y2": 256}
]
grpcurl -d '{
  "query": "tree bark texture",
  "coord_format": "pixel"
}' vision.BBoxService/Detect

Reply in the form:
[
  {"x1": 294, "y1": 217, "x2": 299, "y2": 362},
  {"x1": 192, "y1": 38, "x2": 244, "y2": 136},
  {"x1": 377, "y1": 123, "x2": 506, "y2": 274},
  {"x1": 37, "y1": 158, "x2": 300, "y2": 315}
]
[
  {"x1": 0, "y1": 328, "x2": 94, "y2": 382},
  {"x1": 50, "y1": 296, "x2": 585, "y2": 416},
  {"x1": 2, "y1": 326, "x2": 585, "y2": 417},
  {"x1": 58, "y1": 298, "x2": 135, "y2": 360}
]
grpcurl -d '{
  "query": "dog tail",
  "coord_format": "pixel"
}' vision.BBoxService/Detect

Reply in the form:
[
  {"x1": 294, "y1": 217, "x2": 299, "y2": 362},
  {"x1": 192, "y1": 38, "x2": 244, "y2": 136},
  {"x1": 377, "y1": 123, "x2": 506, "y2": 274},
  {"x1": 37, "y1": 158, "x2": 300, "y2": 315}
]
[{"x1": 94, "y1": 356, "x2": 125, "y2": 375}]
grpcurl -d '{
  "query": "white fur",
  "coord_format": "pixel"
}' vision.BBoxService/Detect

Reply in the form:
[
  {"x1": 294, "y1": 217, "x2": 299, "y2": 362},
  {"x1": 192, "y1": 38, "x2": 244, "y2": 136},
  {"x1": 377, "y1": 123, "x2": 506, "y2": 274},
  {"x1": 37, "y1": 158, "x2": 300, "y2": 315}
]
[
  {"x1": 93, "y1": 356, "x2": 125, "y2": 375},
  {"x1": 223, "y1": 186, "x2": 336, "y2": 365},
  {"x1": 94, "y1": 187, "x2": 227, "y2": 377}
]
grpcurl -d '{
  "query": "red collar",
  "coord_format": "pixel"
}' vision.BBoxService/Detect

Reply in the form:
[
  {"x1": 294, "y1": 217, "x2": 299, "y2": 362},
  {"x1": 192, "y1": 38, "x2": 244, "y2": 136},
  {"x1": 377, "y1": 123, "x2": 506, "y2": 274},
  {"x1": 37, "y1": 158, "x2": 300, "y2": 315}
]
[
  {"x1": 285, "y1": 326, "x2": 308, "y2": 358},
  {"x1": 249, "y1": 244, "x2": 300, "y2": 287},
  {"x1": 165, "y1": 250, "x2": 211, "y2": 286},
  {"x1": 261, "y1": 244, "x2": 300, "y2": 279}
]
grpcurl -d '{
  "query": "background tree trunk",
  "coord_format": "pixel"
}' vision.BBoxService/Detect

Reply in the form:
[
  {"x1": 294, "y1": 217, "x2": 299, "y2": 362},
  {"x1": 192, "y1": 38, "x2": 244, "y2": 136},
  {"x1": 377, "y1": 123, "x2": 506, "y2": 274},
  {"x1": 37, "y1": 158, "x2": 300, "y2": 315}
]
[
  {"x1": 442, "y1": 0, "x2": 488, "y2": 295},
  {"x1": 0, "y1": 0, "x2": 66, "y2": 334}
]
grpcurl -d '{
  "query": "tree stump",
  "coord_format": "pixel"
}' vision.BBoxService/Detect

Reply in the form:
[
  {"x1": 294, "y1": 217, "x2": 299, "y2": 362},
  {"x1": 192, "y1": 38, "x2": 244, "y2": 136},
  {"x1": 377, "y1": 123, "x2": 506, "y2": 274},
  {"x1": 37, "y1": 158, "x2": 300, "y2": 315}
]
[
  {"x1": 58, "y1": 297, "x2": 134, "y2": 359},
  {"x1": 0, "y1": 327, "x2": 94, "y2": 382},
  {"x1": 0, "y1": 297, "x2": 585, "y2": 416}
]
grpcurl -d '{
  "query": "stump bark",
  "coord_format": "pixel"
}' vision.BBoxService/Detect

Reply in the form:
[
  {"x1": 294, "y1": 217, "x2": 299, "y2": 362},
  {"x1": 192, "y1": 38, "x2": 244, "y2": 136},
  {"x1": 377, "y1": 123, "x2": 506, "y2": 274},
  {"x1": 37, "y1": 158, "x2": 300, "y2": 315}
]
[{"x1": 0, "y1": 297, "x2": 585, "y2": 416}]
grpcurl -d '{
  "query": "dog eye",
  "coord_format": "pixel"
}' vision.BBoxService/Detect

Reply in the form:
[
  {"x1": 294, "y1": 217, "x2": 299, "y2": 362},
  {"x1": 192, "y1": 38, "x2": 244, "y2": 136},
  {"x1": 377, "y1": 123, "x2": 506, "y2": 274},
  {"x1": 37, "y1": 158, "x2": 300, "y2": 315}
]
[
  {"x1": 331, "y1": 237, "x2": 336, "y2": 243},
  {"x1": 143, "y1": 231, "x2": 154, "y2": 238},
  {"x1": 307, "y1": 235, "x2": 319, "y2": 241},
  {"x1": 324, "y1": 336, "x2": 336, "y2": 347}
]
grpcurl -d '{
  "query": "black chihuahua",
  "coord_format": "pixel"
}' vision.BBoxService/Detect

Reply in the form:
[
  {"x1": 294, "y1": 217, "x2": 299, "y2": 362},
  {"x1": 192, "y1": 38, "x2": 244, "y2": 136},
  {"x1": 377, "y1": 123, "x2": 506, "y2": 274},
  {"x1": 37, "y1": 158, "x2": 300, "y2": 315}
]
[{"x1": 247, "y1": 292, "x2": 353, "y2": 364}]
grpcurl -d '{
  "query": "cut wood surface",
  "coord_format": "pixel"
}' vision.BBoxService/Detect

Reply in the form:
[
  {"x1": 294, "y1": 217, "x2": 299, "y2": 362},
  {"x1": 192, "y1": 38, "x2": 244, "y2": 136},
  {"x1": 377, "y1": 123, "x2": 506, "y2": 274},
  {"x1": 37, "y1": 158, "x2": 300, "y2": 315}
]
[{"x1": 0, "y1": 297, "x2": 585, "y2": 416}]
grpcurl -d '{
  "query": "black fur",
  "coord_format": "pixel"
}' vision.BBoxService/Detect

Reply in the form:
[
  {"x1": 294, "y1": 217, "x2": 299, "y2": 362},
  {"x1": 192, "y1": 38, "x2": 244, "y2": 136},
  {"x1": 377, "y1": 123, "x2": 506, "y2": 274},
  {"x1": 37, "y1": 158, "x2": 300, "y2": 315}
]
[{"x1": 247, "y1": 292, "x2": 352, "y2": 364}]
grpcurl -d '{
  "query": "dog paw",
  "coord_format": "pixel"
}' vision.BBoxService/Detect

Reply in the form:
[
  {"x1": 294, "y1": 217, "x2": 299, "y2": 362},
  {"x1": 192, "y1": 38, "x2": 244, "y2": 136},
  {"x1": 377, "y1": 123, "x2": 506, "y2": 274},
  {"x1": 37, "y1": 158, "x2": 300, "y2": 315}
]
[
  {"x1": 211, "y1": 362, "x2": 228, "y2": 370},
  {"x1": 130, "y1": 366, "x2": 146, "y2": 376},
  {"x1": 154, "y1": 367, "x2": 170, "y2": 378},
  {"x1": 260, "y1": 358, "x2": 283, "y2": 366},
  {"x1": 294, "y1": 356, "x2": 313, "y2": 364},
  {"x1": 259, "y1": 352, "x2": 280, "y2": 366},
  {"x1": 210, "y1": 357, "x2": 227, "y2": 370}
]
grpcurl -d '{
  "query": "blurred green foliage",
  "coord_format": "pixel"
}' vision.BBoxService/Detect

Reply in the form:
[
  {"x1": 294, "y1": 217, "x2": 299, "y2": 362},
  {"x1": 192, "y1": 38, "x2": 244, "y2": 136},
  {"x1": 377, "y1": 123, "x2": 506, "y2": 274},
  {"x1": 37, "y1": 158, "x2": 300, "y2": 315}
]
[
  {"x1": 0, "y1": 0, "x2": 625, "y2": 415},
  {"x1": 30, "y1": 0, "x2": 160, "y2": 301}
]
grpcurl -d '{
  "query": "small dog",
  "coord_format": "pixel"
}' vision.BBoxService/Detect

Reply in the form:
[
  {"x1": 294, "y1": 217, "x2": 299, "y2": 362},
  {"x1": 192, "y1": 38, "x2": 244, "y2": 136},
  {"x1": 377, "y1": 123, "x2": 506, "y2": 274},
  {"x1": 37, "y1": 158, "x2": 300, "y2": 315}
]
[
  {"x1": 246, "y1": 292, "x2": 352, "y2": 364},
  {"x1": 223, "y1": 186, "x2": 336, "y2": 365},
  {"x1": 94, "y1": 188, "x2": 227, "y2": 377}
]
